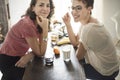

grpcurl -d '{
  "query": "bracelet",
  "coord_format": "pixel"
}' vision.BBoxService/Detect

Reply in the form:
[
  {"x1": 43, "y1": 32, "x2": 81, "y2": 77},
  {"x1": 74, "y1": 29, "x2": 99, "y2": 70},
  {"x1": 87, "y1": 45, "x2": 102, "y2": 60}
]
[{"x1": 43, "y1": 36, "x2": 48, "y2": 42}]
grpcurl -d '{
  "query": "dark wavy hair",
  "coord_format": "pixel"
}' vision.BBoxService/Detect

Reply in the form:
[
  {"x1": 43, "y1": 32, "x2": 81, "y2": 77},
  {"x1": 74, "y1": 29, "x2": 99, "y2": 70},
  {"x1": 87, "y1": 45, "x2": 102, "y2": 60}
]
[
  {"x1": 79, "y1": 0, "x2": 94, "y2": 8},
  {"x1": 23, "y1": 0, "x2": 54, "y2": 33},
  {"x1": 78, "y1": 0, "x2": 94, "y2": 14}
]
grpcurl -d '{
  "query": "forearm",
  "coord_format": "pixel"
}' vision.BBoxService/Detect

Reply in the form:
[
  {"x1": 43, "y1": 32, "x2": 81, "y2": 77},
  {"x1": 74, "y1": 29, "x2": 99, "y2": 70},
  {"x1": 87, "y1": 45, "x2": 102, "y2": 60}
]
[
  {"x1": 76, "y1": 49, "x2": 84, "y2": 60},
  {"x1": 42, "y1": 27, "x2": 48, "y2": 39},
  {"x1": 66, "y1": 24, "x2": 79, "y2": 47},
  {"x1": 27, "y1": 17, "x2": 49, "y2": 57},
  {"x1": 15, "y1": 51, "x2": 35, "y2": 67},
  {"x1": 39, "y1": 40, "x2": 48, "y2": 56},
  {"x1": 39, "y1": 27, "x2": 48, "y2": 56},
  {"x1": 27, "y1": 51, "x2": 35, "y2": 59},
  {"x1": 26, "y1": 37, "x2": 47, "y2": 57},
  {"x1": 76, "y1": 42, "x2": 86, "y2": 60}
]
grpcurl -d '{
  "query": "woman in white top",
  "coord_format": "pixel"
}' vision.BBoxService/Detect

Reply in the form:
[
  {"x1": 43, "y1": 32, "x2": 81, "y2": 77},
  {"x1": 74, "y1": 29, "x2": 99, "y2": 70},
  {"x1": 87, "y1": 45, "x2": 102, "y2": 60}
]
[{"x1": 62, "y1": 0, "x2": 119, "y2": 80}]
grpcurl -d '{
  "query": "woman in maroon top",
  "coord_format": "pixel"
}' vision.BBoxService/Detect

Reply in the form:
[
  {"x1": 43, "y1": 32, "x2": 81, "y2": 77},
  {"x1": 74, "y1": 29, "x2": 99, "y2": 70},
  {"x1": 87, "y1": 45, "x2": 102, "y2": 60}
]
[{"x1": 0, "y1": 0, "x2": 54, "y2": 80}]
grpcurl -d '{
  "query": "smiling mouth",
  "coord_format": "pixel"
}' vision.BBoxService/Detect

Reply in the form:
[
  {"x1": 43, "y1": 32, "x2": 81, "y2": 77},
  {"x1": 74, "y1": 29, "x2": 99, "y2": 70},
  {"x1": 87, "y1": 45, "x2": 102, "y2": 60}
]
[
  {"x1": 74, "y1": 15, "x2": 80, "y2": 19},
  {"x1": 41, "y1": 13, "x2": 48, "y2": 16}
]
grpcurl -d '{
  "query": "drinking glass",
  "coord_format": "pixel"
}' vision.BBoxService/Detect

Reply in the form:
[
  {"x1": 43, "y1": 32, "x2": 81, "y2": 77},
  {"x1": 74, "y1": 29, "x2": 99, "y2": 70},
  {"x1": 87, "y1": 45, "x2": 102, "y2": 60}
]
[{"x1": 62, "y1": 44, "x2": 71, "y2": 62}]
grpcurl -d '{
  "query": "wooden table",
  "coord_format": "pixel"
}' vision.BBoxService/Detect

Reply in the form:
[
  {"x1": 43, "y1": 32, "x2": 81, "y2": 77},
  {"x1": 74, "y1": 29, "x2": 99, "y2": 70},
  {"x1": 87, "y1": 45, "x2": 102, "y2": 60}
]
[
  {"x1": 22, "y1": 45, "x2": 86, "y2": 80},
  {"x1": 23, "y1": 32, "x2": 86, "y2": 80}
]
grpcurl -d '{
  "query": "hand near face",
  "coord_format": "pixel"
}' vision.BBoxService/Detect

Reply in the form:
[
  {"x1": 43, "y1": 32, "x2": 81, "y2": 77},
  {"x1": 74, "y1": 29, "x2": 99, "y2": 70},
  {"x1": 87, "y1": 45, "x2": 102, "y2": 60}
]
[
  {"x1": 36, "y1": 16, "x2": 49, "y2": 31},
  {"x1": 62, "y1": 13, "x2": 71, "y2": 27}
]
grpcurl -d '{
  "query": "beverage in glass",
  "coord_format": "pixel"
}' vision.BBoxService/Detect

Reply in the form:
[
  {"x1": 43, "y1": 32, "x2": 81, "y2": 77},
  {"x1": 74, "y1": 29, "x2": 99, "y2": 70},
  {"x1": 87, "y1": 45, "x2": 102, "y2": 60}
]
[{"x1": 62, "y1": 44, "x2": 71, "y2": 62}]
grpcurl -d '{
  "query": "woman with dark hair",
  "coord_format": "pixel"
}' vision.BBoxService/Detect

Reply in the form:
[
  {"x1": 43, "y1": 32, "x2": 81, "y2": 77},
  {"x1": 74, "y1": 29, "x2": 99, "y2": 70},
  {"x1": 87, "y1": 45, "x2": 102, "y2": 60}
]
[
  {"x1": 63, "y1": 0, "x2": 119, "y2": 80},
  {"x1": 0, "y1": 0, "x2": 54, "y2": 80}
]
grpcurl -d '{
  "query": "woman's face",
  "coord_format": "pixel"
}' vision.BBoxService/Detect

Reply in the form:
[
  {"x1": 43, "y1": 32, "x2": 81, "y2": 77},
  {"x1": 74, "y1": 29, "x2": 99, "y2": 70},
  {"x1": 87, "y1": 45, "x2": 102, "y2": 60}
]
[
  {"x1": 71, "y1": 0, "x2": 90, "y2": 22},
  {"x1": 32, "y1": 0, "x2": 50, "y2": 18}
]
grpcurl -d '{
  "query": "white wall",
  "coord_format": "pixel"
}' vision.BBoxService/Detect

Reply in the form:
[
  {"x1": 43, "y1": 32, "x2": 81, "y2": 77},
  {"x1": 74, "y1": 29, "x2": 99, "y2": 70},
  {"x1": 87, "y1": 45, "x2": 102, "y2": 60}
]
[
  {"x1": 53, "y1": 0, "x2": 71, "y2": 21},
  {"x1": 9, "y1": 0, "x2": 30, "y2": 26},
  {"x1": 92, "y1": 0, "x2": 103, "y2": 23},
  {"x1": 102, "y1": 0, "x2": 120, "y2": 42}
]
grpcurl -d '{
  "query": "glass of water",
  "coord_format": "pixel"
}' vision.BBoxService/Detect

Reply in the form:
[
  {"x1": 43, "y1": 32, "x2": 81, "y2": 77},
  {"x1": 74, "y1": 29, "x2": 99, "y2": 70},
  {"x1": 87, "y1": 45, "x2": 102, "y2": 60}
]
[{"x1": 62, "y1": 44, "x2": 71, "y2": 62}]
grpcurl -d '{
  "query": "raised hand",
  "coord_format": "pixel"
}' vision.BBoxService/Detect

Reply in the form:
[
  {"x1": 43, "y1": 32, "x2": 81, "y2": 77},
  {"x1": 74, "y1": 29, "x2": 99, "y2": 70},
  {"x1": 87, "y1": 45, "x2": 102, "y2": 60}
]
[
  {"x1": 62, "y1": 13, "x2": 71, "y2": 27},
  {"x1": 36, "y1": 16, "x2": 48, "y2": 38},
  {"x1": 36, "y1": 16, "x2": 49, "y2": 32}
]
